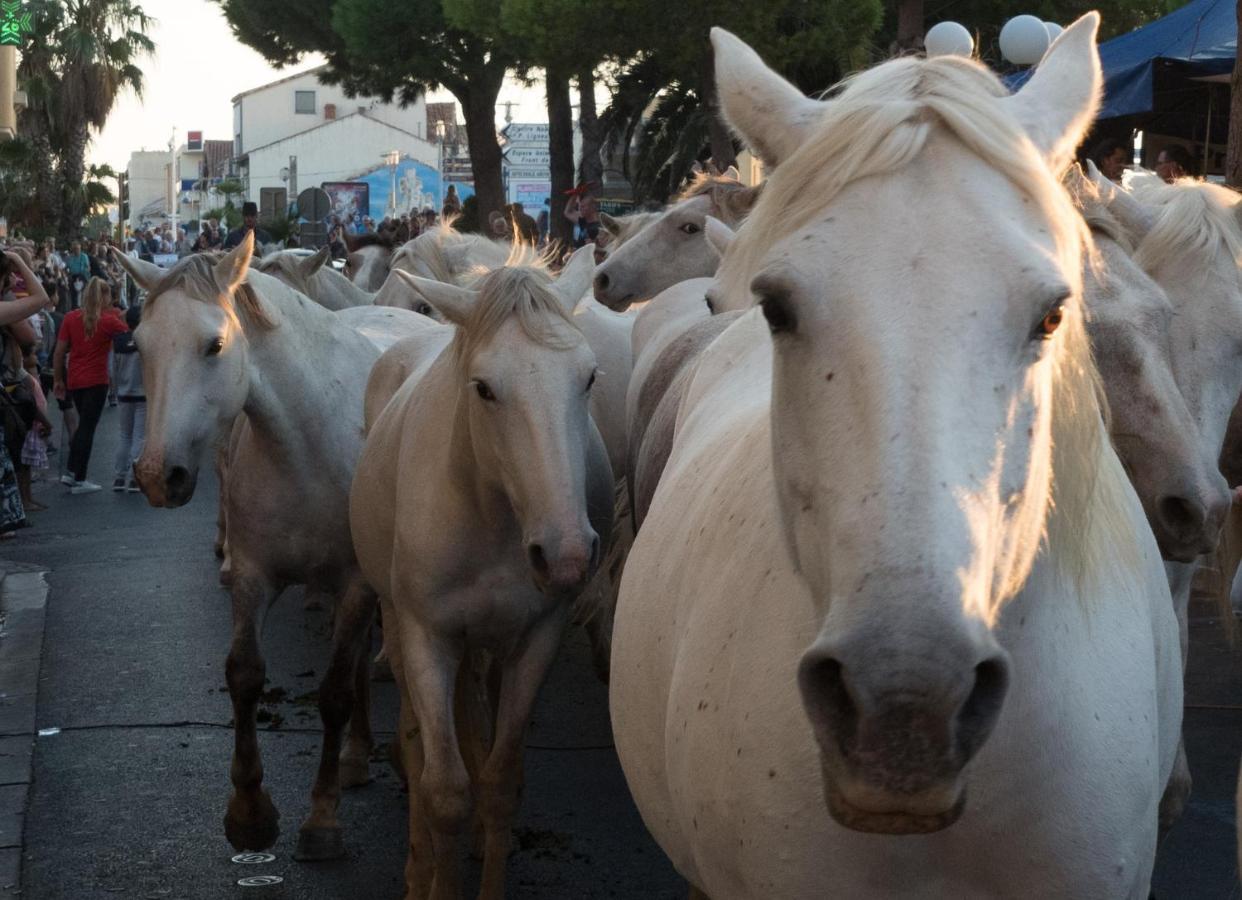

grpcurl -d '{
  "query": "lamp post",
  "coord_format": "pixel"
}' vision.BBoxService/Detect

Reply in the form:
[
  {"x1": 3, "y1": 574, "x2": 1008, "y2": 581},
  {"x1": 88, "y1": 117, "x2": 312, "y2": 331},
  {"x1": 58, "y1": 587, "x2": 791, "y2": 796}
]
[
  {"x1": 168, "y1": 129, "x2": 177, "y2": 249},
  {"x1": 384, "y1": 150, "x2": 400, "y2": 219},
  {"x1": 436, "y1": 121, "x2": 446, "y2": 213}
]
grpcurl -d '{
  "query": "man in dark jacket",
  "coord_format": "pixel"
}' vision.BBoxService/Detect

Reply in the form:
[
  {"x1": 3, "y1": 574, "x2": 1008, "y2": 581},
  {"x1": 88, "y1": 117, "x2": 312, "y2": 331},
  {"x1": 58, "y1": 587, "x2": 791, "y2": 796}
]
[{"x1": 223, "y1": 202, "x2": 273, "y2": 250}]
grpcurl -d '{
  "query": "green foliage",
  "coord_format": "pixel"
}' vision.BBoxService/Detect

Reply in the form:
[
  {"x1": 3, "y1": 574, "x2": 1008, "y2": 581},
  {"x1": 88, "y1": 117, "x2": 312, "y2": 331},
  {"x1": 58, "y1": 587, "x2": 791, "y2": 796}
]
[
  {"x1": 261, "y1": 212, "x2": 297, "y2": 243},
  {"x1": 603, "y1": 0, "x2": 883, "y2": 201},
  {"x1": 215, "y1": 178, "x2": 244, "y2": 198}
]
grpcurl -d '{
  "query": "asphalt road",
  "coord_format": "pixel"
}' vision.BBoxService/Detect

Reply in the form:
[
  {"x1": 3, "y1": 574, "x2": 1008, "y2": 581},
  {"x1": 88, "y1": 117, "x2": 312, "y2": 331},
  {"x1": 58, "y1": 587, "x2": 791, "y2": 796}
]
[{"x1": 4, "y1": 405, "x2": 1240, "y2": 898}]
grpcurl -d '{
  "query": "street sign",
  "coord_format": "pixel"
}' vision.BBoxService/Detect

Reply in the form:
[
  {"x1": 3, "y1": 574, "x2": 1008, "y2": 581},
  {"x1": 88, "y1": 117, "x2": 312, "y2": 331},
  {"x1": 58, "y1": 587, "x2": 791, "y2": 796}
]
[
  {"x1": 502, "y1": 147, "x2": 551, "y2": 168},
  {"x1": 501, "y1": 123, "x2": 548, "y2": 145},
  {"x1": 0, "y1": 2, "x2": 32, "y2": 47},
  {"x1": 505, "y1": 167, "x2": 550, "y2": 179},
  {"x1": 297, "y1": 187, "x2": 331, "y2": 222}
]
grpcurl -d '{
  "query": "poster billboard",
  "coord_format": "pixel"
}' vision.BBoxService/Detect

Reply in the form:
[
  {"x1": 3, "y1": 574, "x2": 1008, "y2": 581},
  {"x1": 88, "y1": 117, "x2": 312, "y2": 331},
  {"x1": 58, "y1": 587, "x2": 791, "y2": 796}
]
[
  {"x1": 321, "y1": 182, "x2": 370, "y2": 233},
  {"x1": 512, "y1": 181, "x2": 550, "y2": 217}
]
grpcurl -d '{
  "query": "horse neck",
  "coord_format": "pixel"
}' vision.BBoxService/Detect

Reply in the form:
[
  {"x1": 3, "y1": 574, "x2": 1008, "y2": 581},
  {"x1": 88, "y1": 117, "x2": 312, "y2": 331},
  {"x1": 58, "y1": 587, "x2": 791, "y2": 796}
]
[{"x1": 239, "y1": 283, "x2": 367, "y2": 449}]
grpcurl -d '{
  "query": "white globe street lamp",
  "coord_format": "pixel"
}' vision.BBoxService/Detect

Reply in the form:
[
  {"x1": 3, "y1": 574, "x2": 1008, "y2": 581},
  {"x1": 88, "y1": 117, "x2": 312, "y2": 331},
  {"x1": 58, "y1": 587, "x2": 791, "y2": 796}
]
[
  {"x1": 1044, "y1": 21, "x2": 1064, "y2": 43},
  {"x1": 924, "y1": 21, "x2": 974, "y2": 58},
  {"x1": 999, "y1": 14, "x2": 1050, "y2": 65}
]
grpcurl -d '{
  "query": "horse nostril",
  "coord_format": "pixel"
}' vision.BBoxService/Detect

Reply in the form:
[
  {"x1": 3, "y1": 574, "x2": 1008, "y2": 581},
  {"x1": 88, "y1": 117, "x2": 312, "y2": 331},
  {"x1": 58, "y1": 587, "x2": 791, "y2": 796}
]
[
  {"x1": 166, "y1": 466, "x2": 190, "y2": 496},
  {"x1": 955, "y1": 655, "x2": 1010, "y2": 760},
  {"x1": 1157, "y1": 495, "x2": 1206, "y2": 539},
  {"x1": 799, "y1": 656, "x2": 859, "y2": 750},
  {"x1": 528, "y1": 544, "x2": 549, "y2": 579},
  {"x1": 594, "y1": 272, "x2": 610, "y2": 292}
]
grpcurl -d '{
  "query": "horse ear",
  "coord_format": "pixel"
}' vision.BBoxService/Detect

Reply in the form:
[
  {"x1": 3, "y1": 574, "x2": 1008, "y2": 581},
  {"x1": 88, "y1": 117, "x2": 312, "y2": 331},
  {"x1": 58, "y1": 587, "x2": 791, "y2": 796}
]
[
  {"x1": 552, "y1": 246, "x2": 595, "y2": 312},
  {"x1": 1002, "y1": 13, "x2": 1102, "y2": 174},
  {"x1": 723, "y1": 165, "x2": 741, "y2": 182},
  {"x1": 302, "y1": 246, "x2": 331, "y2": 278},
  {"x1": 600, "y1": 212, "x2": 620, "y2": 235},
  {"x1": 711, "y1": 27, "x2": 822, "y2": 168},
  {"x1": 214, "y1": 231, "x2": 255, "y2": 296},
  {"x1": 1086, "y1": 159, "x2": 1154, "y2": 243},
  {"x1": 704, "y1": 216, "x2": 735, "y2": 257},
  {"x1": 110, "y1": 247, "x2": 163, "y2": 291},
  {"x1": 392, "y1": 269, "x2": 476, "y2": 325}
]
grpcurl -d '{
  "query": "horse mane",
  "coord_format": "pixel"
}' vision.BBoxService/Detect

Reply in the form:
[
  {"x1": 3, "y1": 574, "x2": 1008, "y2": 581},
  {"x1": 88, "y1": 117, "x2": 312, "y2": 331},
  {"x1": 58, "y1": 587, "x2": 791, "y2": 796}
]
[
  {"x1": 144, "y1": 254, "x2": 276, "y2": 329},
  {"x1": 395, "y1": 225, "x2": 518, "y2": 287},
  {"x1": 603, "y1": 210, "x2": 662, "y2": 249},
  {"x1": 1064, "y1": 166, "x2": 1133, "y2": 253},
  {"x1": 715, "y1": 51, "x2": 1120, "y2": 610},
  {"x1": 451, "y1": 265, "x2": 581, "y2": 370},
  {"x1": 1125, "y1": 172, "x2": 1242, "y2": 278},
  {"x1": 674, "y1": 171, "x2": 762, "y2": 226},
  {"x1": 345, "y1": 231, "x2": 396, "y2": 252}
]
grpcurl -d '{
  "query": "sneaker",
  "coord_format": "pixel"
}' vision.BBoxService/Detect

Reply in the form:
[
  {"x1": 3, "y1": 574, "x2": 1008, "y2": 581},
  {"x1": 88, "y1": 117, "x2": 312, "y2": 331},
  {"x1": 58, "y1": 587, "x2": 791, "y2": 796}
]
[
  {"x1": 112, "y1": 477, "x2": 126, "y2": 492},
  {"x1": 69, "y1": 480, "x2": 102, "y2": 495},
  {"x1": 59, "y1": 474, "x2": 75, "y2": 487},
  {"x1": 126, "y1": 479, "x2": 141, "y2": 493}
]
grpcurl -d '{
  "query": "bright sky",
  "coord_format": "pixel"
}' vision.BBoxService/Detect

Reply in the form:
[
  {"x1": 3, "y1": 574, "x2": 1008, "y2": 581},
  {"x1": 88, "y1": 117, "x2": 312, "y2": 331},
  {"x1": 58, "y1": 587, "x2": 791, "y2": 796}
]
[{"x1": 87, "y1": 0, "x2": 550, "y2": 172}]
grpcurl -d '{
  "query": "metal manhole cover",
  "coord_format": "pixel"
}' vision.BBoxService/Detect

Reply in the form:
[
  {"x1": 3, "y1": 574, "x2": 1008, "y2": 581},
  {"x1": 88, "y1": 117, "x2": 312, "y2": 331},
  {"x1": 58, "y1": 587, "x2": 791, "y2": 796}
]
[
  {"x1": 231, "y1": 853, "x2": 276, "y2": 865},
  {"x1": 237, "y1": 875, "x2": 284, "y2": 887}
]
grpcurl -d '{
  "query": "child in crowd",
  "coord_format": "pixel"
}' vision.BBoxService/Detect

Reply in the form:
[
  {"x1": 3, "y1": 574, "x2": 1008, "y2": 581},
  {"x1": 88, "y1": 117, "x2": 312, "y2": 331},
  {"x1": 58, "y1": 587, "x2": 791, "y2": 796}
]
[{"x1": 111, "y1": 305, "x2": 144, "y2": 491}]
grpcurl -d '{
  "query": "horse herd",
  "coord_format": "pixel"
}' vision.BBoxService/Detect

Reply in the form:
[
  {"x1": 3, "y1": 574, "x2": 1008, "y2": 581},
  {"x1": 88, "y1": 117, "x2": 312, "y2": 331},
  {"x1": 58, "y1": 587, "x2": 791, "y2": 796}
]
[{"x1": 105, "y1": 14, "x2": 1242, "y2": 898}]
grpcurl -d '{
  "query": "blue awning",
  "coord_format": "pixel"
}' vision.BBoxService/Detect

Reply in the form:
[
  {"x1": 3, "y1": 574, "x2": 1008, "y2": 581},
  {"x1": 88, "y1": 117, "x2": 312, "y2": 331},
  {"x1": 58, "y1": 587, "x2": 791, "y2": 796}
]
[{"x1": 1008, "y1": 0, "x2": 1235, "y2": 119}]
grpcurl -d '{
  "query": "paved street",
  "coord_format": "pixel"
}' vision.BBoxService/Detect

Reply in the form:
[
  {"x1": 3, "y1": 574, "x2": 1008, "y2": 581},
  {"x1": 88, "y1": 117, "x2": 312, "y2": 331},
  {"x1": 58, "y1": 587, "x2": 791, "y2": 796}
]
[{"x1": 0, "y1": 406, "x2": 1238, "y2": 898}]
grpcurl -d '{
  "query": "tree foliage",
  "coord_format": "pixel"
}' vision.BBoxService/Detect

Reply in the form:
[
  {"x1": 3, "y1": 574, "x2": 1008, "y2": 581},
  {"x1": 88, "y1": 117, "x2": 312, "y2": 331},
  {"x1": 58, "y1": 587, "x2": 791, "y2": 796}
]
[{"x1": 1, "y1": 0, "x2": 153, "y2": 238}]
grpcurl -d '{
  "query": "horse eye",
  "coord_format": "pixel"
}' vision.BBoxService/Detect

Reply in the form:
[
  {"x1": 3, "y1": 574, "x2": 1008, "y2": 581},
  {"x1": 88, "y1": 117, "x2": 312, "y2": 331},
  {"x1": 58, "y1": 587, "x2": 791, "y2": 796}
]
[
  {"x1": 475, "y1": 381, "x2": 496, "y2": 401},
  {"x1": 416, "y1": 302, "x2": 433, "y2": 317},
  {"x1": 680, "y1": 222, "x2": 701, "y2": 235},
  {"x1": 206, "y1": 337, "x2": 225, "y2": 356},
  {"x1": 704, "y1": 293, "x2": 716, "y2": 314},
  {"x1": 1038, "y1": 305, "x2": 1065, "y2": 340},
  {"x1": 586, "y1": 370, "x2": 597, "y2": 391}
]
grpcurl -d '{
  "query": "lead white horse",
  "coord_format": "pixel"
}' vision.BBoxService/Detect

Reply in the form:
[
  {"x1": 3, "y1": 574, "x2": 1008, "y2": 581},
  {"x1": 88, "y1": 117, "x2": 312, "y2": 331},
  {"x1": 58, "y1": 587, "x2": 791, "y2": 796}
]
[
  {"x1": 256, "y1": 246, "x2": 439, "y2": 316},
  {"x1": 350, "y1": 247, "x2": 613, "y2": 898},
  {"x1": 114, "y1": 236, "x2": 432, "y2": 862},
  {"x1": 611, "y1": 18, "x2": 1182, "y2": 898}
]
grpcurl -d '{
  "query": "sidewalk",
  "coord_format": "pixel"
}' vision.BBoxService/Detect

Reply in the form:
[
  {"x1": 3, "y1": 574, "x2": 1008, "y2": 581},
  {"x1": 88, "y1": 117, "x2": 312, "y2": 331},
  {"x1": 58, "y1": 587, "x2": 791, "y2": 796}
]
[{"x1": 0, "y1": 562, "x2": 49, "y2": 896}]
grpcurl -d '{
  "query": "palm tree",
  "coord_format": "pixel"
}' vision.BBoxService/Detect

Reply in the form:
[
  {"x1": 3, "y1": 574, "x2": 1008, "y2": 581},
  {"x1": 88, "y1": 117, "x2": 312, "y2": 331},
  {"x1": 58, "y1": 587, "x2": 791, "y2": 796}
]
[
  {"x1": 54, "y1": 0, "x2": 153, "y2": 237},
  {"x1": 84, "y1": 162, "x2": 118, "y2": 213}
]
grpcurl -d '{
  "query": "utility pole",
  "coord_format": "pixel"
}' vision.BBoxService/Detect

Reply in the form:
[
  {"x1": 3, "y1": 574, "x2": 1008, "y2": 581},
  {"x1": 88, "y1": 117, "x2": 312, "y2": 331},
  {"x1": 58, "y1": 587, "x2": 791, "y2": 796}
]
[{"x1": 288, "y1": 155, "x2": 298, "y2": 199}]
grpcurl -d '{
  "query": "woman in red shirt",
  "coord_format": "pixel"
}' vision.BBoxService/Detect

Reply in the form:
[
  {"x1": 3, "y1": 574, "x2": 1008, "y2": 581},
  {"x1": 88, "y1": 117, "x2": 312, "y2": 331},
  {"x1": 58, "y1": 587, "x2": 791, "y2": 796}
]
[{"x1": 53, "y1": 277, "x2": 127, "y2": 494}]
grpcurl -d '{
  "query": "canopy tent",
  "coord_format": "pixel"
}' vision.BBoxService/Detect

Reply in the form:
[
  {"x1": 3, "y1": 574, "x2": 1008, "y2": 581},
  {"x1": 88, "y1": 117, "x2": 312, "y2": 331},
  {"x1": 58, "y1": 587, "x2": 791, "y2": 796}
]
[
  {"x1": 1090, "y1": 0, "x2": 1234, "y2": 120},
  {"x1": 1005, "y1": 0, "x2": 1235, "y2": 163}
]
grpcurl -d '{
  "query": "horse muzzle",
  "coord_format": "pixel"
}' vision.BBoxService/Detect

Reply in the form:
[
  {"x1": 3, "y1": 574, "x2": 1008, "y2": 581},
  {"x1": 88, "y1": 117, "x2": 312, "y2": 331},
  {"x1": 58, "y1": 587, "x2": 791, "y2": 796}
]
[
  {"x1": 135, "y1": 459, "x2": 198, "y2": 509},
  {"x1": 798, "y1": 632, "x2": 1011, "y2": 835},
  {"x1": 527, "y1": 529, "x2": 601, "y2": 598}
]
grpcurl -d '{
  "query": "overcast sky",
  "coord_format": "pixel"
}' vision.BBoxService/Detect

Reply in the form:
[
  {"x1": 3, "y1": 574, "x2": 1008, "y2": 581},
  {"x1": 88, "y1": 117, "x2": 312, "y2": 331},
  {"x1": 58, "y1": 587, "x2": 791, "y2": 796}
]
[{"x1": 86, "y1": 0, "x2": 550, "y2": 172}]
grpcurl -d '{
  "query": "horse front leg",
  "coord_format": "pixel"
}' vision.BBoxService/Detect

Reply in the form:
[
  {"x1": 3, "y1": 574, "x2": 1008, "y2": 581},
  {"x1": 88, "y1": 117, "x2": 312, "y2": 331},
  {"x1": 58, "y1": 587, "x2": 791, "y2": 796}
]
[
  {"x1": 223, "y1": 573, "x2": 280, "y2": 851},
  {"x1": 295, "y1": 575, "x2": 377, "y2": 861},
  {"x1": 399, "y1": 619, "x2": 470, "y2": 900},
  {"x1": 476, "y1": 605, "x2": 570, "y2": 900}
]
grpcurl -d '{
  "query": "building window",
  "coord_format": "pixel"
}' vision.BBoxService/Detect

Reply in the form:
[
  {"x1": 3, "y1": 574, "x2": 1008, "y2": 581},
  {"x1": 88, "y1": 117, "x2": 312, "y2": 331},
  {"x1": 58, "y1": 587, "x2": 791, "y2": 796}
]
[{"x1": 295, "y1": 90, "x2": 316, "y2": 115}]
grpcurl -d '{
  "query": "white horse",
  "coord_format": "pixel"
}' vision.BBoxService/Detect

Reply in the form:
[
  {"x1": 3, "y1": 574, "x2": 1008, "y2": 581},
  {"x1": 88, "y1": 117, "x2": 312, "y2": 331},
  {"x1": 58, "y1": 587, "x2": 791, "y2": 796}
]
[
  {"x1": 350, "y1": 247, "x2": 613, "y2": 898},
  {"x1": 114, "y1": 235, "x2": 433, "y2": 862},
  {"x1": 592, "y1": 170, "x2": 760, "y2": 309},
  {"x1": 256, "y1": 246, "x2": 439, "y2": 317},
  {"x1": 611, "y1": 18, "x2": 1182, "y2": 899},
  {"x1": 344, "y1": 232, "x2": 398, "y2": 291},
  {"x1": 390, "y1": 225, "x2": 511, "y2": 287}
]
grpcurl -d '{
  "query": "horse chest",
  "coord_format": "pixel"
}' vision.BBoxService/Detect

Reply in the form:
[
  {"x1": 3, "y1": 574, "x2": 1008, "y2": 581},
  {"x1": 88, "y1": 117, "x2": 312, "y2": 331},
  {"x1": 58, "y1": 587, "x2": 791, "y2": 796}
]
[{"x1": 416, "y1": 566, "x2": 555, "y2": 657}]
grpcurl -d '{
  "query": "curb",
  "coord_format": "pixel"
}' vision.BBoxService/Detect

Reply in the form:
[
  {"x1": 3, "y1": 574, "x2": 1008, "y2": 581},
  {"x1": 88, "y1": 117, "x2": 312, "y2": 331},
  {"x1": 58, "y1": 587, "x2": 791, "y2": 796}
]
[{"x1": 0, "y1": 563, "x2": 49, "y2": 895}]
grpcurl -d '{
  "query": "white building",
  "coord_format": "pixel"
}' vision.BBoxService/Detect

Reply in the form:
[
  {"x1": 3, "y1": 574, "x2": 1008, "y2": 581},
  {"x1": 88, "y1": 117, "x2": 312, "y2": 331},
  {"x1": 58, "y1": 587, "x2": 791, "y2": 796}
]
[
  {"x1": 232, "y1": 66, "x2": 434, "y2": 203},
  {"x1": 125, "y1": 149, "x2": 171, "y2": 230}
]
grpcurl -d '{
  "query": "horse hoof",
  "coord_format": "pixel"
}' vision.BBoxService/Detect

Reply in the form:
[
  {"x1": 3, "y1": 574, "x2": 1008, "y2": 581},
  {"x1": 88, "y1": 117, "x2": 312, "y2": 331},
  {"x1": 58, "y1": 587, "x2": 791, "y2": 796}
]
[
  {"x1": 340, "y1": 755, "x2": 372, "y2": 789},
  {"x1": 223, "y1": 792, "x2": 280, "y2": 851},
  {"x1": 294, "y1": 825, "x2": 345, "y2": 862}
]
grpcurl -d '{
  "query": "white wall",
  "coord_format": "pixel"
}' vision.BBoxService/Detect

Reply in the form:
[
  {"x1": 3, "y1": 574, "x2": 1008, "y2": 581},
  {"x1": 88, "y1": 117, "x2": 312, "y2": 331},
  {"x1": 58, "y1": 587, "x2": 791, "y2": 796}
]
[
  {"x1": 126, "y1": 150, "x2": 170, "y2": 229},
  {"x1": 234, "y1": 70, "x2": 427, "y2": 158},
  {"x1": 244, "y1": 114, "x2": 439, "y2": 202}
]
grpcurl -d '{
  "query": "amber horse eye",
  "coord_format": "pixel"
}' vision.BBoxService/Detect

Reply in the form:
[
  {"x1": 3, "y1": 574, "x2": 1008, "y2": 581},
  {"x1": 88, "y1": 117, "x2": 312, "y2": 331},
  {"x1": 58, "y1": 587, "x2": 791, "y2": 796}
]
[{"x1": 1040, "y1": 306, "x2": 1064, "y2": 338}]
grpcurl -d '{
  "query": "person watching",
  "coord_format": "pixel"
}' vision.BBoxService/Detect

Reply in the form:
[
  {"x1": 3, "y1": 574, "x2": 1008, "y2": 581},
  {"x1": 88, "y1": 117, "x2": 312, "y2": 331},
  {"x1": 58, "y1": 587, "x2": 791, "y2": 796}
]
[{"x1": 223, "y1": 202, "x2": 273, "y2": 250}]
